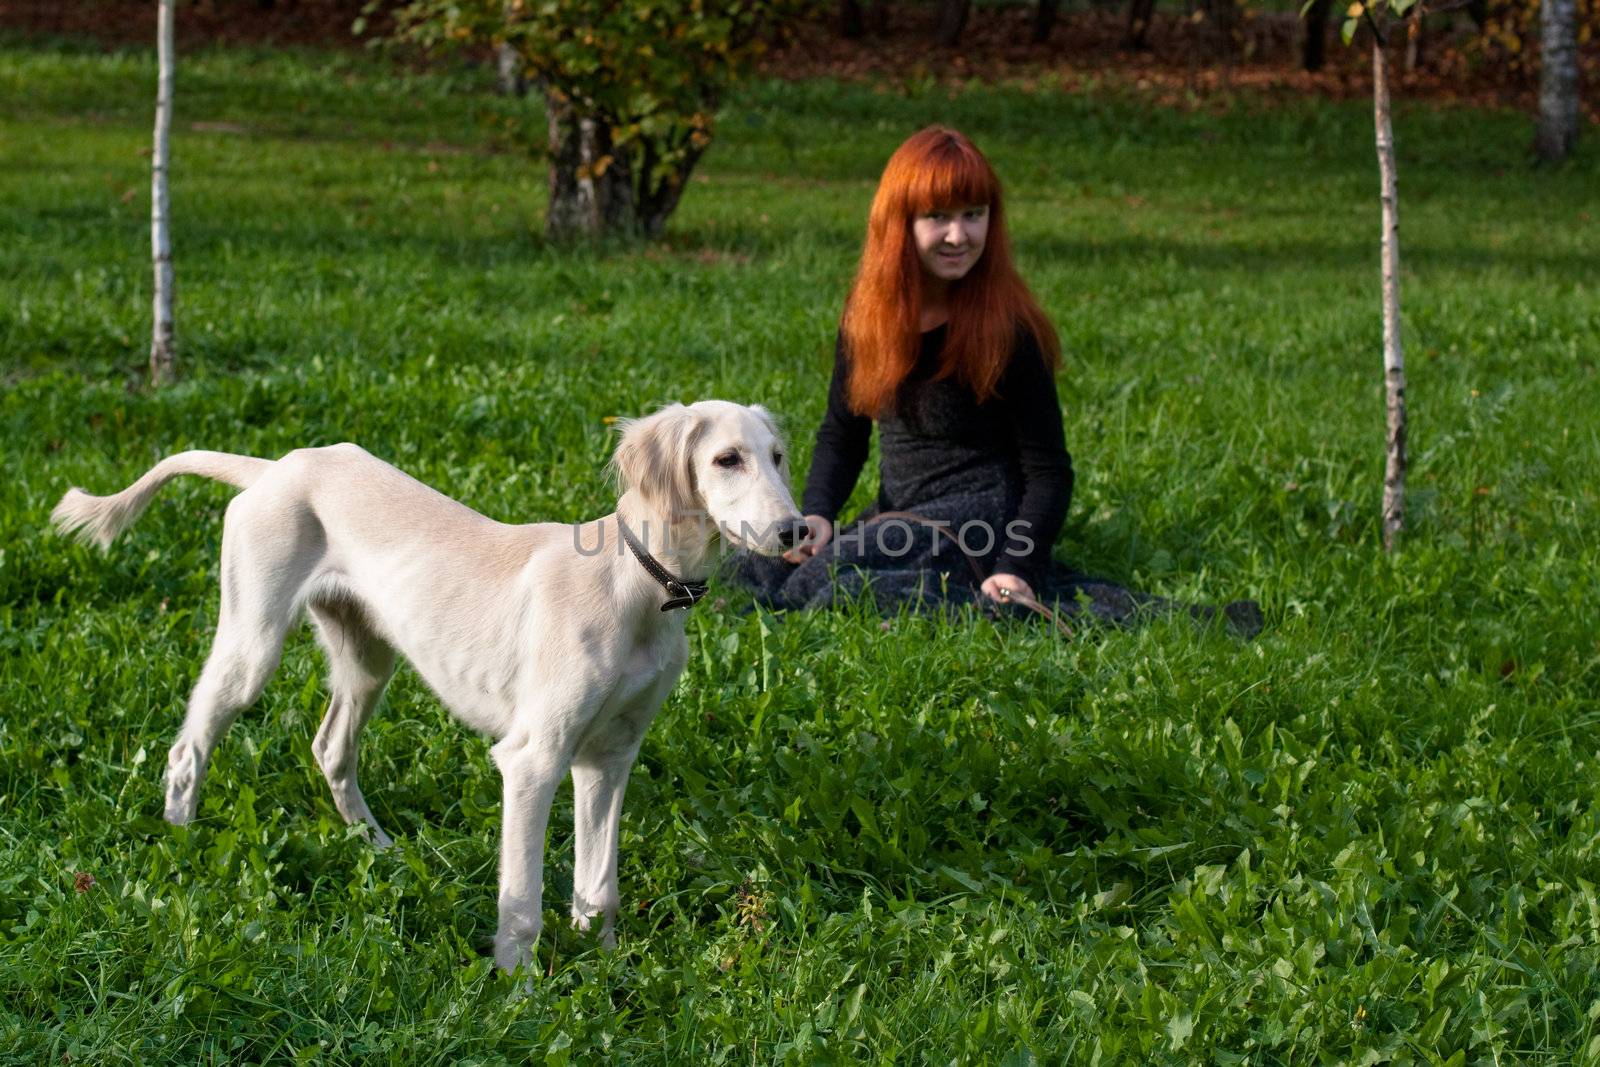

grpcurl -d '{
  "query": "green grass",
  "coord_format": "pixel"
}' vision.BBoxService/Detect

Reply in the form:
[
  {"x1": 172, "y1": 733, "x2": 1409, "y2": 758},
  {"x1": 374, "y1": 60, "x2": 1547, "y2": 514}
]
[{"x1": 3, "y1": 38, "x2": 1599, "y2": 1064}]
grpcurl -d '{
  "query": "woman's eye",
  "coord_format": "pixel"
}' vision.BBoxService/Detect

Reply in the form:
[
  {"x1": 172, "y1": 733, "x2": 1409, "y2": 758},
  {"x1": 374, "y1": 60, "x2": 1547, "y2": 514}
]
[{"x1": 714, "y1": 452, "x2": 743, "y2": 469}]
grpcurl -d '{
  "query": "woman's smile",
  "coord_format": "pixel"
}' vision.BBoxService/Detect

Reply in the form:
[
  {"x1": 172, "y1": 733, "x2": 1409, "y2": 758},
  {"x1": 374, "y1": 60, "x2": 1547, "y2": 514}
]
[{"x1": 913, "y1": 203, "x2": 990, "y2": 285}]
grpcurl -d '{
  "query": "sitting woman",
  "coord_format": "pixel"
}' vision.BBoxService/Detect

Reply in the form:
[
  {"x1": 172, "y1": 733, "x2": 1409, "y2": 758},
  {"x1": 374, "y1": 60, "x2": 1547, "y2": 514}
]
[{"x1": 732, "y1": 125, "x2": 1257, "y2": 634}]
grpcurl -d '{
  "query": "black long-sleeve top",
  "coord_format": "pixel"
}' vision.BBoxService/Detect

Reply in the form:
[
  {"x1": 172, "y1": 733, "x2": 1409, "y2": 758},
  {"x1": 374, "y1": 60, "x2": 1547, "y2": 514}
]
[{"x1": 800, "y1": 324, "x2": 1074, "y2": 584}]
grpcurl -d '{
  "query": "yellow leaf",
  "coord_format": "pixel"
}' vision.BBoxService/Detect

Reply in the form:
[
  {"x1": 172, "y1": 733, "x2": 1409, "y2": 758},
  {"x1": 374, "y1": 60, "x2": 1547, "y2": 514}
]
[{"x1": 1346, "y1": 2, "x2": 1363, "y2": 16}]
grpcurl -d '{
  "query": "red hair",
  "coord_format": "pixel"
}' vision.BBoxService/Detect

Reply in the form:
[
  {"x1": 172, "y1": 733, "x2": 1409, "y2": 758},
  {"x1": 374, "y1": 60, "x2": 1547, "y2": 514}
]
[{"x1": 841, "y1": 126, "x2": 1059, "y2": 418}]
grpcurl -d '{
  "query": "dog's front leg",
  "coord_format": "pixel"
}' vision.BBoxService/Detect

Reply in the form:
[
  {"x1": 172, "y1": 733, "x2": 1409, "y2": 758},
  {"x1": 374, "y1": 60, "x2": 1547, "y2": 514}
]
[
  {"x1": 490, "y1": 731, "x2": 567, "y2": 974},
  {"x1": 570, "y1": 748, "x2": 640, "y2": 949},
  {"x1": 570, "y1": 684, "x2": 671, "y2": 948}
]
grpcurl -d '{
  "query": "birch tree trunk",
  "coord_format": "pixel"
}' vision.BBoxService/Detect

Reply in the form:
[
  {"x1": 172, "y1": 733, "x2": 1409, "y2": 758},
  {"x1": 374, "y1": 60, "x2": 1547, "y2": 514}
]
[
  {"x1": 540, "y1": 85, "x2": 713, "y2": 240},
  {"x1": 544, "y1": 88, "x2": 634, "y2": 240},
  {"x1": 1373, "y1": 41, "x2": 1407, "y2": 552},
  {"x1": 1536, "y1": 0, "x2": 1581, "y2": 162},
  {"x1": 150, "y1": 0, "x2": 176, "y2": 386},
  {"x1": 495, "y1": 42, "x2": 526, "y2": 98}
]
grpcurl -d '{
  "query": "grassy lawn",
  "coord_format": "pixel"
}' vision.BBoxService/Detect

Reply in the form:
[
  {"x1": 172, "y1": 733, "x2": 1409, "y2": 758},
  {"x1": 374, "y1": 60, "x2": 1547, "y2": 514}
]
[{"x1": 3, "y1": 37, "x2": 1599, "y2": 1064}]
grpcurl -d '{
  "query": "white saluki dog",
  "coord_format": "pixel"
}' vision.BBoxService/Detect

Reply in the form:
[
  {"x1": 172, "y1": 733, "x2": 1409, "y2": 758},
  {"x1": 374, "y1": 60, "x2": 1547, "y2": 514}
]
[{"x1": 52, "y1": 400, "x2": 806, "y2": 973}]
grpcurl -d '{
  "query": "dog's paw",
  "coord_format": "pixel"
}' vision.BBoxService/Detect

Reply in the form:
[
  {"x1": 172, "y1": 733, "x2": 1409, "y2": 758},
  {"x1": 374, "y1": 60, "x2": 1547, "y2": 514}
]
[
  {"x1": 163, "y1": 746, "x2": 201, "y2": 824},
  {"x1": 493, "y1": 928, "x2": 539, "y2": 975},
  {"x1": 570, "y1": 911, "x2": 618, "y2": 950}
]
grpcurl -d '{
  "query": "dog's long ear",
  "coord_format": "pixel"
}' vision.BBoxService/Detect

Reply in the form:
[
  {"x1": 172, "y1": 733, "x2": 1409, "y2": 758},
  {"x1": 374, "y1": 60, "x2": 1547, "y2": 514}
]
[
  {"x1": 612, "y1": 404, "x2": 706, "y2": 521},
  {"x1": 747, "y1": 403, "x2": 790, "y2": 472},
  {"x1": 749, "y1": 403, "x2": 782, "y2": 441}
]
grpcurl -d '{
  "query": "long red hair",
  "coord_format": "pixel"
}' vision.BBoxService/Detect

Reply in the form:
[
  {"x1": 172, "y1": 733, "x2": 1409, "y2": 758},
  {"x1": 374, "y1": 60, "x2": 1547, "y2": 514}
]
[{"x1": 841, "y1": 126, "x2": 1059, "y2": 417}]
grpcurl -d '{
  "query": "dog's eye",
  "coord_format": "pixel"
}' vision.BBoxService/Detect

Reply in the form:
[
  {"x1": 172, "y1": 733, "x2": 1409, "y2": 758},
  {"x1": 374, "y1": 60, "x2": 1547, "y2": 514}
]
[
  {"x1": 772, "y1": 452, "x2": 784, "y2": 466},
  {"x1": 714, "y1": 451, "x2": 743, "y2": 469}
]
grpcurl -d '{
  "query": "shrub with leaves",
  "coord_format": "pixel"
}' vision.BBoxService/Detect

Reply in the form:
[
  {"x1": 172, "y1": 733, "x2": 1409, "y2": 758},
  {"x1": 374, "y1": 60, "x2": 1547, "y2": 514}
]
[
  {"x1": 1471, "y1": 0, "x2": 1597, "y2": 81},
  {"x1": 380, "y1": 0, "x2": 806, "y2": 240}
]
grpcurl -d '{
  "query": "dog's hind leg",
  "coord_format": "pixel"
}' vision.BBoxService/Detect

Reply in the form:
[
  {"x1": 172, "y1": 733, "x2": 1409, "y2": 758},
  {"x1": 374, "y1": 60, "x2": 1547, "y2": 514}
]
[
  {"x1": 307, "y1": 599, "x2": 397, "y2": 847},
  {"x1": 164, "y1": 598, "x2": 298, "y2": 825},
  {"x1": 164, "y1": 500, "x2": 311, "y2": 825}
]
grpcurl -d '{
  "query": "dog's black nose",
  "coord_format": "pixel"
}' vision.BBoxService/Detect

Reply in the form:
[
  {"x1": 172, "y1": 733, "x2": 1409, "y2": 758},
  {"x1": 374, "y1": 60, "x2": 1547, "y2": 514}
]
[{"x1": 776, "y1": 518, "x2": 810, "y2": 549}]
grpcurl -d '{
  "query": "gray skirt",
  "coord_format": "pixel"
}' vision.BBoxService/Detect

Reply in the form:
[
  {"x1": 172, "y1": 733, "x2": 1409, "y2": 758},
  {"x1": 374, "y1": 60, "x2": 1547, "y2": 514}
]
[{"x1": 722, "y1": 484, "x2": 1261, "y2": 634}]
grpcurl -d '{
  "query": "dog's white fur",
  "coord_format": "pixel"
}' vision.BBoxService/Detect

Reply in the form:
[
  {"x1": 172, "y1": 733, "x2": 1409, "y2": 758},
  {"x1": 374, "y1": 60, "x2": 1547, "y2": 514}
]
[{"x1": 52, "y1": 400, "x2": 802, "y2": 972}]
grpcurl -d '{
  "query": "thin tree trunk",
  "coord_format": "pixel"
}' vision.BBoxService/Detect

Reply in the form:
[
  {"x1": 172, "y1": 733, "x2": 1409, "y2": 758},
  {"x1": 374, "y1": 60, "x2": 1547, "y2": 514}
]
[
  {"x1": 150, "y1": 0, "x2": 176, "y2": 386},
  {"x1": 1303, "y1": 0, "x2": 1331, "y2": 70},
  {"x1": 936, "y1": 0, "x2": 971, "y2": 46},
  {"x1": 635, "y1": 136, "x2": 709, "y2": 238},
  {"x1": 1203, "y1": 0, "x2": 1241, "y2": 59},
  {"x1": 1536, "y1": 0, "x2": 1580, "y2": 161},
  {"x1": 838, "y1": 0, "x2": 865, "y2": 38},
  {"x1": 1373, "y1": 41, "x2": 1407, "y2": 551},
  {"x1": 865, "y1": 0, "x2": 888, "y2": 34},
  {"x1": 1033, "y1": 0, "x2": 1060, "y2": 43},
  {"x1": 1123, "y1": 0, "x2": 1157, "y2": 49}
]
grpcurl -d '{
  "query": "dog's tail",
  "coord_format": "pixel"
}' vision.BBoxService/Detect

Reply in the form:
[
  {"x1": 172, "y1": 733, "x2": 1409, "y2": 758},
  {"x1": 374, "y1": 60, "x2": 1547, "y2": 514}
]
[{"x1": 51, "y1": 450, "x2": 273, "y2": 550}]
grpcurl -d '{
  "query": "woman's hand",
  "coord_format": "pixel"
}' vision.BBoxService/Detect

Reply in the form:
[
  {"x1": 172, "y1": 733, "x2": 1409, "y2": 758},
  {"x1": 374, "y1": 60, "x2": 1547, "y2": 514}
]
[
  {"x1": 981, "y1": 573, "x2": 1035, "y2": 605},
  {"x1": 783, "y1": 514, "x2": 833, "y2": 564}
]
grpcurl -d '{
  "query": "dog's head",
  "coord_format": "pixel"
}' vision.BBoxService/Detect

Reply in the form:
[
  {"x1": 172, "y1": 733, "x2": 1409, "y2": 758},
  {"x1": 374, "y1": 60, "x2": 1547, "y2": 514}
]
[{"x1": 612, "y1": 400, "x2": 806, "y2": 556}]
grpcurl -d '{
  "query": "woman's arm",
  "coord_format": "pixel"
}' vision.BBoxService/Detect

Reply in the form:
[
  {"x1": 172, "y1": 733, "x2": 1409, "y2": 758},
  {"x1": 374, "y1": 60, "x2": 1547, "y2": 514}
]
[
  {"x1": 799, "y1": 333, "x2": 872, "y2": 526},
  {"x1": 992, "y1": 329, "x2": 1074, "y2": 586}
]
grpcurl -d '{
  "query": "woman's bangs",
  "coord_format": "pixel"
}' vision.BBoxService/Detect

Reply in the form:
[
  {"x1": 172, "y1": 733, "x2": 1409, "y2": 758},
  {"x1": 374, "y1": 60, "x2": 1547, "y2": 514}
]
[{"x1": 904, "y1": 144, "x2": 998, "y2": 215}]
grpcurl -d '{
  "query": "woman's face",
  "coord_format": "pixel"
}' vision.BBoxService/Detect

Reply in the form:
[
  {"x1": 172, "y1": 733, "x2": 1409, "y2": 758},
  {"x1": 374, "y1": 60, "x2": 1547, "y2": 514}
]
[{"x1": 912, "y1": 204, "x2": 990, "y2": 284}]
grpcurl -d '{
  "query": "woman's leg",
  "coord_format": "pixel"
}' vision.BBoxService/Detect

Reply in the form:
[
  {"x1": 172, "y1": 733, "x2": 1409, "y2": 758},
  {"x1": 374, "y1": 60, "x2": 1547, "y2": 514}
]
[
  {"x1": 1034, "y1": 568, "x2": 1263, "y2": 637},
  {"x1": 719, "y1": 549, "x2": 795, "y2": 606}
]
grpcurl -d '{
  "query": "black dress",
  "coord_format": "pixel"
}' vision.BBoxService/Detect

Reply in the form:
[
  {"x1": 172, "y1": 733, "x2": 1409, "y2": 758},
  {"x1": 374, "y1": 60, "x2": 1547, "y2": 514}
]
[{"x1": 728, "y1": 324, "x2": 1261, "y2": 634}]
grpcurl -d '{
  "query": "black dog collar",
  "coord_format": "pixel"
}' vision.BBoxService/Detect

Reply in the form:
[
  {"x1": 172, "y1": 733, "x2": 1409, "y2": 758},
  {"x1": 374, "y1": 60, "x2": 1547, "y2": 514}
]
[{"x1": 618, "y1": 520, "x2": 709, "y2": 612}]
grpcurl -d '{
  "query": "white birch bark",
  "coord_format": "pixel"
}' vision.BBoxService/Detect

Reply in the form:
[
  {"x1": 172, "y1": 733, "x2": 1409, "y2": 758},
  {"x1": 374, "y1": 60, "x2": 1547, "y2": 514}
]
[
  {"x1": 545, "y1": 90, "x2": 601, "y2": 239},
  {"x1": 495, "y1": 42, "x2": 526, "y2": 97},
  {"x1": 1373, "y1": 40, "x2": 1407, "y2": 552},
  {"x1": 150, "y1": 0, "x2": 176, "y2": 386},
  {"x1": 1536, "y1": 0, "x2": 1581, "y2": 162}
]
